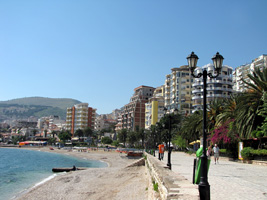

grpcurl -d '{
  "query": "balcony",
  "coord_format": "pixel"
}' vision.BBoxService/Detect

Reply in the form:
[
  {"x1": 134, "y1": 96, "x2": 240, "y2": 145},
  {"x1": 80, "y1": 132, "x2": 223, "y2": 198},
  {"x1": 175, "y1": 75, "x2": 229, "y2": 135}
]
[
  {"x1": 192, "y1": 95, "x2": 203, "y2": 100},
  {"x1": 192, "y1": 88, "x2": 203, "y2": 94},
  {"x1": 206, "y1": 87, "x2": 232, "y2": 91},
  {"x1": 192, "y1": 82, "x2": 203, "y2": 87}
]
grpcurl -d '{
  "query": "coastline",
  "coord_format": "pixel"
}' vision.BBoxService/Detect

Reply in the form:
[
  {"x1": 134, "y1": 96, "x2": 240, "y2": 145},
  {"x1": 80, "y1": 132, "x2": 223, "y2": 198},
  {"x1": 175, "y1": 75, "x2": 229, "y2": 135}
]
[{"x1": 13, "y1": 147, "x2": 149, "y2": 200}]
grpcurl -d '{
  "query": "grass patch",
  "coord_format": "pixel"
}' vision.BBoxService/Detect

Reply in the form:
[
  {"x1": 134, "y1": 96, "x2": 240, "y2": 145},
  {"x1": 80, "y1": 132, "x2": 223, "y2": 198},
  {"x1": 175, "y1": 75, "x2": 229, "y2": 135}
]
[{"x1": 153, "y1": 182, "x2": 159, "y2": 192}]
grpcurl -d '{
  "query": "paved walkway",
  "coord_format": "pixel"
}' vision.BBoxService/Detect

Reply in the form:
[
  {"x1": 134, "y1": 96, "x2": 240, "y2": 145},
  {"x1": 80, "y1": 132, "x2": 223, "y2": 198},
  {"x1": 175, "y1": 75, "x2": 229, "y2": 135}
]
[{"x1": 160, "y1": 151, "x2": 267, "y2": 200}]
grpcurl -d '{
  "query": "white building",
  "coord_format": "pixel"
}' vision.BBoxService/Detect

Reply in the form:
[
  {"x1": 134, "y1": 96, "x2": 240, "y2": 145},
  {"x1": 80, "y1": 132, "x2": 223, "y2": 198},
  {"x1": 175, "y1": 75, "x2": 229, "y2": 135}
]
[
  {"x1": 233, "y1": 54, "x2": 267, "y2": 92},
  {"x1": 192, "y1": 64, "x2": 233, "y2": 112}
]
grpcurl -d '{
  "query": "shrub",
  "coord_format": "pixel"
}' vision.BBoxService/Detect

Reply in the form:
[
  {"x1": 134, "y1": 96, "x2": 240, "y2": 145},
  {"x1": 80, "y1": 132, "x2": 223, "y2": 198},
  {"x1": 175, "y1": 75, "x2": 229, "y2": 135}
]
[
  {"x1": 241, "y1": 147, "x2": 253, "y2": 159},
  {"x1": 251, "y1": 149, "x2": 267, "y2": 156}
]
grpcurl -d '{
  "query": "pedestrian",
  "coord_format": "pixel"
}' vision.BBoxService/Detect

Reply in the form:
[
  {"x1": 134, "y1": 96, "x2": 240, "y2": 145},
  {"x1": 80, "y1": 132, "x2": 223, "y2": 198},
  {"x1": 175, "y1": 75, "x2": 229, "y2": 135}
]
[
  {"x1": 213, "y1": 144, "x2": 220, "y2": 164},
  {"x1": 207, "y1": 145, "x2": 212, "y2": 160},
  {"x1": 158, "y1": 144, "x2": 164, "y2": 160}
]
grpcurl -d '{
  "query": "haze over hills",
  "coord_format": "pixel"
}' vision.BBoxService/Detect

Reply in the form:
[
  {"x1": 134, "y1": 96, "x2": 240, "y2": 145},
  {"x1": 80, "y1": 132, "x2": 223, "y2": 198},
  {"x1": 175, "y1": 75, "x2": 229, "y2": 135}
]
[{"x1": 0, "y1": 97, "x2": 82, "y2": 121}]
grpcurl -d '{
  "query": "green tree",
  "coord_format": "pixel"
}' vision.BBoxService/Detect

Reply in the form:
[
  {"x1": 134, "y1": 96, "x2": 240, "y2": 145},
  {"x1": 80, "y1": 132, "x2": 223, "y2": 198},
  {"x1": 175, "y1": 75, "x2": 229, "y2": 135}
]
[
  {"x1": 236, "y1": 67, "x2": 267, "y2": 139},
  {"x1": 12, "y1": 135, "x2": 26, "y2": 145},
  {"x1": 112, "y1": 140, "x2": 120, "y2": 147},
  {"x1": 101, "y1": 136, "x2": 113, "y2": 144},
  {"x1": 136, "y1": 126, "x2": 146, "y2": 148},
  {"x1": 74, "y1": 129, "x2": 84, "y2": 138},
  {"x1": 127, "y1": 131, "x2": 138, "y2": 147},
  {"x1": 207, "y1": 98, "x2": 224, "y2": 130},
  {"x1": 172, "y1": 135, "x2": 187, "y2": 150},
  {"x1": 58, "y1": 131, "x2": 71, "y2": 143},
  {"x1": 117, "y1": 129, "x2": 128, "y2": 147},
  {"x1": 44, "y1": 129, "x2": 48, "y2": 138},
  {"x1": 51, "y1": 131, "x2": 57, "y2": 138},
  {"x1": 83, "y1": 127, "x2": 93, "y2": 137},
  {"x1": 48, "y1": 137, "x2": 57, "y2": 145},
  {"x1": 180, "y1": 111, "x2": 202, "y2": 142}
]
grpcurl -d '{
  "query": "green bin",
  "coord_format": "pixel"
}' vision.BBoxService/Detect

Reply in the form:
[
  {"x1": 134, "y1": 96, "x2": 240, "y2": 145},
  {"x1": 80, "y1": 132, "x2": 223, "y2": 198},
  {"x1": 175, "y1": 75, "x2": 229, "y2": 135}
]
[{"x1": 194, "y1": 147, "x2": 211, "y2": 184}]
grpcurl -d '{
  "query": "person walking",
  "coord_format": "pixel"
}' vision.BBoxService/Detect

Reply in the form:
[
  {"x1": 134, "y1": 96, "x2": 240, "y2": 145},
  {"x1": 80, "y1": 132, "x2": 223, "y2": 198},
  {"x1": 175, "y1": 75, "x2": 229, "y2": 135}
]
[
  {"x1": 213, "y1": 144, "x2": 220, "y2": 164},
  {"x1": 158, "y1": 144, "x2": 165, "y2": 160},
  {"x1": 207, "y1": 145, "x2": 212, "y2": 160}
]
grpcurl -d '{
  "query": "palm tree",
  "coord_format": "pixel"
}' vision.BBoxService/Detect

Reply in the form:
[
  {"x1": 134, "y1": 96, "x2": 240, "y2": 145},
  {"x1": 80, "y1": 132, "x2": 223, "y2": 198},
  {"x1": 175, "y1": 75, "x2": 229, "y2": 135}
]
[
  {"x1": 180, "y1": 111, "x2": 202, "y2": 142},
  {"x1": 207, "y1": 98, "x2": 224, "y2": 131},
  {"x1": 118, "y1": 129, "x2": 128, "y2": 147},
  {"x1": 216, "y1": 94, "x2": 240, "y2": 126},
  {"x1": 235, "y1": 67, "x2": 267, "y2": 138}
]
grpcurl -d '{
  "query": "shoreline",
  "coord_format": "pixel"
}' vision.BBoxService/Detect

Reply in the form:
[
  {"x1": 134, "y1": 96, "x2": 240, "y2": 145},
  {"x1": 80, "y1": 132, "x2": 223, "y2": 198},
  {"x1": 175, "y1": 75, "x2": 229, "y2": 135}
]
[{"x1": 12, "y1": 146, "x2": 149, "y2": 200}]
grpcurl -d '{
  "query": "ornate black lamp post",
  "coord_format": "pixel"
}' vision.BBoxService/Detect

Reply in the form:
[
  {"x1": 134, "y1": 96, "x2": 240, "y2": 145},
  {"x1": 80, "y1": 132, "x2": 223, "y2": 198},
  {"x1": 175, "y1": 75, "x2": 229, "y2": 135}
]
[
  {"x1": 164, "y1": 107, "x2": 178, "y2": 170},
  {"x1": 186, "y1": 52, "x2": 224, "y2": 200}
]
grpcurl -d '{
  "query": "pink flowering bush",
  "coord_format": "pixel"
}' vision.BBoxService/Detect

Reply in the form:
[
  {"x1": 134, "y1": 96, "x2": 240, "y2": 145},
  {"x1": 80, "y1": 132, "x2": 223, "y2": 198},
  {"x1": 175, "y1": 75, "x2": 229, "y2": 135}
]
[{"x1": 209, "y1": 120, "x2": 239, "y2": 145}]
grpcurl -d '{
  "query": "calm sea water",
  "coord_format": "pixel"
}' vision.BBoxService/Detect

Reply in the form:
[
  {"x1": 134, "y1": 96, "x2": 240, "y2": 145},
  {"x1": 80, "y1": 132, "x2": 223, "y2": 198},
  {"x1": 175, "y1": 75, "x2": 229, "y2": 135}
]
[{"x1": 0, "y1": 148, "x2": 107, "y2": 200}]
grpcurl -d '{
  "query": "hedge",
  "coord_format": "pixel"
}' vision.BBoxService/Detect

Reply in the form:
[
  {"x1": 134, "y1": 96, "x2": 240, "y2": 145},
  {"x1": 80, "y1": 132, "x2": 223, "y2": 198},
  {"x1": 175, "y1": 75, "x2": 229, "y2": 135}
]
[{"x1": 241, "y1": 147, "x2": 267, "y2": 159}]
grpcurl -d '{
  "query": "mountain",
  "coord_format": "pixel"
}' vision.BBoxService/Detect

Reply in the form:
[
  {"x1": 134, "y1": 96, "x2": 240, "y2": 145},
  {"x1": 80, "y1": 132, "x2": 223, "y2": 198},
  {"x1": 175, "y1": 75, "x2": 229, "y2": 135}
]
[{"x1": 0, "y1": 97, "x2": 82, "y2": 121}]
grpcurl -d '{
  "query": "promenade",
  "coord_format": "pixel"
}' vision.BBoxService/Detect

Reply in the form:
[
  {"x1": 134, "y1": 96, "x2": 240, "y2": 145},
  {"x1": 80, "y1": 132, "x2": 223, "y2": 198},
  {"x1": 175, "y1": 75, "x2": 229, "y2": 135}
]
[{"x1": 160, "y1": 151, "x2": 267, "y2": 200}]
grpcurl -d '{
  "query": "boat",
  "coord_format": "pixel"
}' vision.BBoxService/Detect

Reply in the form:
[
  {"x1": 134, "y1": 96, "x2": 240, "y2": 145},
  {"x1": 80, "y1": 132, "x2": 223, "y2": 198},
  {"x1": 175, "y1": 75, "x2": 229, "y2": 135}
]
[
  {"x1": 127, "y1": 151, "x2": 143, "y2": 157},
  {"x1": 52, "y1": 167, "x2": 86, "y2": 172}
]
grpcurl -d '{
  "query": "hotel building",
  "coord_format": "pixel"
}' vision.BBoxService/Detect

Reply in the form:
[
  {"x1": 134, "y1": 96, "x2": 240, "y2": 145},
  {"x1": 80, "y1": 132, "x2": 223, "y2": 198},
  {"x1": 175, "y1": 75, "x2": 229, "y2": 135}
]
[
  {"x1": 121, "y1": 85, "x2": 155, "y2": 131},
  {"x1": 164, "y1": 66, "x2": 193, "y2": 115},
  {"x1": 66, "y1": 103, "x2": 96, "y2": 136}
]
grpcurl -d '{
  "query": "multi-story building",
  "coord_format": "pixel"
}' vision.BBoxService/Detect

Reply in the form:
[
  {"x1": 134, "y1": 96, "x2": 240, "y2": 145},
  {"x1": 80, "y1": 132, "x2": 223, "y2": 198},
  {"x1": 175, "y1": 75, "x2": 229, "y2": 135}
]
[
  {"x1": 192, "y1": 64, "x2": 233, "y2": 112},
  {"x1": 66, "y1": 103, "x2": 96, "y2": 136},
  {"x1": 121, "y1": 85, "x2": 155, "y2": 131},
  {"x1": 95, "y1": 115, "x2": 117, "y2": 131},
  {"x1": 164, "y1": 66, "x2": 193, "y2": 115},
  {"x1": 233, "y1": 54, "x2": 267, "y2": 92},
  {"x1": 145, "y1": 86, "x2": 165, "y2": 129}
]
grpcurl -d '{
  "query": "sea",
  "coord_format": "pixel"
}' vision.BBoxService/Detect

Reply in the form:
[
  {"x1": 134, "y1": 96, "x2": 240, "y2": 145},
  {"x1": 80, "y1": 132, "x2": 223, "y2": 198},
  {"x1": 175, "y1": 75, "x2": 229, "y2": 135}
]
[{"x1": 0, "y1": 148, "x2": 107, "y2": 200}]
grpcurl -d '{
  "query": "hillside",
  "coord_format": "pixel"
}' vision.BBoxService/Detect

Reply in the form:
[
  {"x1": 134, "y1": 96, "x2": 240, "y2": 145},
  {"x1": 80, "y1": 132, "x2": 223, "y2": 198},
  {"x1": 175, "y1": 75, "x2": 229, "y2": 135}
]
[
  {"x1": 0, "y1": 97, "x2": 81, "y2": 110},
  {"x1": 0, "y1": 97, "x2": 82, "y2": 121}
]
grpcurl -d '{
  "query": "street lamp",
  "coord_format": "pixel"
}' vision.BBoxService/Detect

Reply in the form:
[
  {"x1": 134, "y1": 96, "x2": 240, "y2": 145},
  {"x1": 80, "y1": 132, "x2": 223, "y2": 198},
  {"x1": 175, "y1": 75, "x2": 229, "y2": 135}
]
[
  {"x1": 186, "y1": 52, "x2": 224, "y2": 200},
  {"x1": 164, "y1": 107, "x2": 178, "y2": 170}
]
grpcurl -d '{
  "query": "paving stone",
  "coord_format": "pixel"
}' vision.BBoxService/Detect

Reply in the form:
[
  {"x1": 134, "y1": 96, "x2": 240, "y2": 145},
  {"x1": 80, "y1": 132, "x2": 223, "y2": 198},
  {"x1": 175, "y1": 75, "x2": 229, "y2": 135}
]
[{"x1": 160, "y1": 151, "x2": 267, "y2": 200}]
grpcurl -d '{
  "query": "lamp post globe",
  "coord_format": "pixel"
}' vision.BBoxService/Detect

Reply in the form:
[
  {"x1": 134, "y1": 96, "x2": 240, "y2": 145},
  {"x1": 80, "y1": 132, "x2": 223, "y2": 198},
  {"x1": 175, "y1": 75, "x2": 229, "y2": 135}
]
[
  {"x1": 212, "y1": 52, "x2": 224, "y2": 71},
  {"x1": 187, "y1": 51, "x2": 199, "y2": 72}
]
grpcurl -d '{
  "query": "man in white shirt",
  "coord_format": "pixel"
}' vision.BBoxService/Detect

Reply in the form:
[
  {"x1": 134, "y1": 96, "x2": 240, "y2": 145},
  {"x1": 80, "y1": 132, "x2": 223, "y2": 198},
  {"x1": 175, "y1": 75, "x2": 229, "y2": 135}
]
[{"x1": 213, "y1": 144, "x2": 220, "y2": 164}]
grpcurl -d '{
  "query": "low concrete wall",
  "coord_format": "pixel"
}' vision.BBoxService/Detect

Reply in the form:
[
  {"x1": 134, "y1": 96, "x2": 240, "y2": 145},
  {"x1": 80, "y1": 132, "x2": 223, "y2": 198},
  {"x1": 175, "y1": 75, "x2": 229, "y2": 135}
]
[{"x1": 145, "y1": 152, "x2": 199, "y2": 200}]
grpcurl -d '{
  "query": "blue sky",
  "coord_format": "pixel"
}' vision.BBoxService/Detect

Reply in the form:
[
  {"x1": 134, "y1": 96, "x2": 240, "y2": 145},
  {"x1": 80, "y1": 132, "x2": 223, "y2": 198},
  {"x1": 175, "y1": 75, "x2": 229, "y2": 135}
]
[{"x1": 1, "y1": 0, "x2": 267, "y2": 114}]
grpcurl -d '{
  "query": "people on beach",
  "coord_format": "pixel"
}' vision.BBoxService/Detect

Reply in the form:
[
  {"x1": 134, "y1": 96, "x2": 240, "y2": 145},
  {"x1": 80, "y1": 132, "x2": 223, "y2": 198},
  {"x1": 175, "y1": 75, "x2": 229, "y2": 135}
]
[{"x1": 213, "y1": 144, "x2": 220, "y2": 164}]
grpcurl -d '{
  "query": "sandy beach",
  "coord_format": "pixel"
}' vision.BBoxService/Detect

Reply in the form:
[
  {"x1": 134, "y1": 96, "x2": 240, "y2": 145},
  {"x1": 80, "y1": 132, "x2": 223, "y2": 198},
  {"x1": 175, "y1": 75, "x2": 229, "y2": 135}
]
[{"x1": 15, "y1": 147, "x2": 149, "y2": 200}]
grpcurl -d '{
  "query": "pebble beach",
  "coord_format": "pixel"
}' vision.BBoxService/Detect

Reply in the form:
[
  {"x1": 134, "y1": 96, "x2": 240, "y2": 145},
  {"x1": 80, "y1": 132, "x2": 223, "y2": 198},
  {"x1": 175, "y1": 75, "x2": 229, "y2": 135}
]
[{"x1": 15, "y1": 147, "x2": 149, "y2": 200}]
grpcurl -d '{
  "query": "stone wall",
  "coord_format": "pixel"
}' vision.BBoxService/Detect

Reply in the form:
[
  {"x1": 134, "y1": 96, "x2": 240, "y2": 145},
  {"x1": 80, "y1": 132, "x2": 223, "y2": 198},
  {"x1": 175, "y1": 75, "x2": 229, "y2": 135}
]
[{"x1": 145, "y1": 152, "x2": 199, "y2": 200}]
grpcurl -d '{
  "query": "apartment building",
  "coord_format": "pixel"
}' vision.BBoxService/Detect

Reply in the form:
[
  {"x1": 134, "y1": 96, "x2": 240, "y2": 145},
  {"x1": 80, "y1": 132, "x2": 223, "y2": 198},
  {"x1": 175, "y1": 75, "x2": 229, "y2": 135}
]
[
  {"x1": 95, "y1": 115, "x2": 117, "y2": 131},
  {"x1": 145, "y1": 86, "x2": 165, "y2": 129},
  {"x1": 121, "y1": 85, "x2": 155, "y2": 131},
  {"x1": 66, "y1": 103, "x2": 96, "y2": 136},
  {"x1": 164, "y1": 66, "x2": 193, "y2": 115},
  {"x1": 233, "y1": 54, "x2": 267, "y2": 92},
  {"x1": 192, "y1": 64, "x2": 233, "y2": 112}
]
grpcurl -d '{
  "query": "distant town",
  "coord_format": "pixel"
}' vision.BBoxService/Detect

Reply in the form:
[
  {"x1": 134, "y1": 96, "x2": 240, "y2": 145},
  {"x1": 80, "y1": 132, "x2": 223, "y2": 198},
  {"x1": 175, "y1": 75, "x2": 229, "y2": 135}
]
[{"x1": 0, "y1": 54, "x2": 266, "y2": 156}]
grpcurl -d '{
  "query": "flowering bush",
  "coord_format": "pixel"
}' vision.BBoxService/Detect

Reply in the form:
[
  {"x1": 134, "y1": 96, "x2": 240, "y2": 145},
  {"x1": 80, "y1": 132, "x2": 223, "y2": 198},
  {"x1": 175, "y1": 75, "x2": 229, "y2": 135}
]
[{"x1": 209, "y1": 120, "x2": 239, "y2": 145}]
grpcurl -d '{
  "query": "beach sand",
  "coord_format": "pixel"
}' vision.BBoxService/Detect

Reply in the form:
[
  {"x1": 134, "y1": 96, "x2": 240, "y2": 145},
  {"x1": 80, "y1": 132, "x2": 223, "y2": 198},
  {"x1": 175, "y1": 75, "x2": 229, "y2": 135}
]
[{"x1": 15, "y1": 147, "x2": 149, "y2": 200}]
